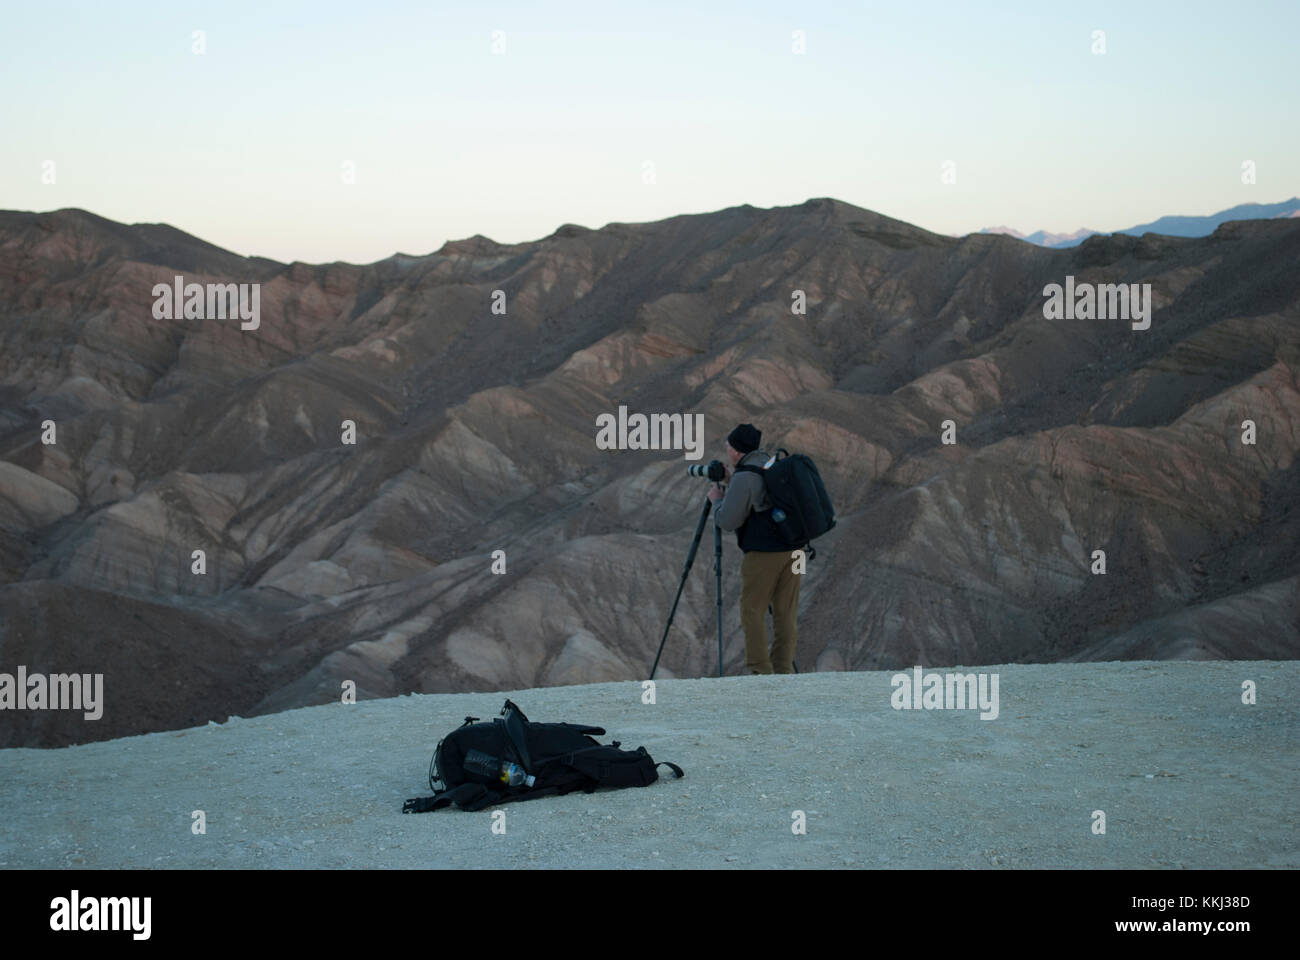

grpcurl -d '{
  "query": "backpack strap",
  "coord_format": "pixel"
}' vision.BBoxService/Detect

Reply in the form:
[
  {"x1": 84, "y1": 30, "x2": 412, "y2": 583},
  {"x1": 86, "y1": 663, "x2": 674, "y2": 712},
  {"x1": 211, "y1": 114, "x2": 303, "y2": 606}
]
[
  {"x1": 555, "y1": 723, "x2": 606, "y2": 737},
  {"x1": 455, "y1": 779, "x2": 593, "y2": 811},
  {"x1": 499, "y1": 699, "x2": 530, "y2": 723},
  {"x1": 457, "y1": 785, "x2": 528, "y2": 812},
  {"x1": 498, "y1": 703, "x2": 534, "y2": 773},
  {"x1": 403, "y1": 781, "x2": 489, "y2": 813},
  {"x1": 404, "y1": 780, "x2": 575, "y2": 813},
  {"x1": 735, "y1": 448, "x2": 787, "y2": 478},
  {"x1": 656, "y1": 761, "x2": 685, "y2": 778},
  {"x1": 529, "y1": 743, "x2": 609, "y2": 768}
]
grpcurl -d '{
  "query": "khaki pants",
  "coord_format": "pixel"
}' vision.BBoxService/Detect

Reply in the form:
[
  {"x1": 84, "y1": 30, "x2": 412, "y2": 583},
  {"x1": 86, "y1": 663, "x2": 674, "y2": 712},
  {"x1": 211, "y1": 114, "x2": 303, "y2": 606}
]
[{"x1": 739, "y1": 549, "x2": 801, "y2": 674}]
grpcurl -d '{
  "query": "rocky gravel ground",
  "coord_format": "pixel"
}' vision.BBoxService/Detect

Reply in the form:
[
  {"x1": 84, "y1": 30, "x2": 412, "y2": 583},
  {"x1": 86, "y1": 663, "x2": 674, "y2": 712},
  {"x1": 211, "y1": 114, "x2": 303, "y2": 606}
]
[{"x1": 1, "y1": 662, "x2": 1295, "y2": 869}]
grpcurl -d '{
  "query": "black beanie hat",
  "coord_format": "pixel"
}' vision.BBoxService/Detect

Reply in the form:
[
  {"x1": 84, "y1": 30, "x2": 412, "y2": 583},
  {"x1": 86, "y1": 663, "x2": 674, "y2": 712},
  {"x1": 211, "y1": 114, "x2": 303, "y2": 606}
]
[{"x1": 727, "y1": 423, "x2": 761, "y2": 454}]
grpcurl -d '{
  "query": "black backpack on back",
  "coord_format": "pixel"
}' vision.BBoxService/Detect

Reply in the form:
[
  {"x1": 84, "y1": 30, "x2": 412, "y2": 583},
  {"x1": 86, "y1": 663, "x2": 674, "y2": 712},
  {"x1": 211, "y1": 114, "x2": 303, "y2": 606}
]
[
  {"x1": 401, "y1": 699, "x2": 684, "y2": 813},
  {"x1": 736, "y1": 449, "x2": 836, "y2": 558}
]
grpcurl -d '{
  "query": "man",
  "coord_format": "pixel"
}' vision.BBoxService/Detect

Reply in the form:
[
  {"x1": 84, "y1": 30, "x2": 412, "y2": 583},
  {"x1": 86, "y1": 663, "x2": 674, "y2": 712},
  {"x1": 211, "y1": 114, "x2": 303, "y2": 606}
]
[{"x1": 708, "y1": 423, "x2": 800, "y2": 674}]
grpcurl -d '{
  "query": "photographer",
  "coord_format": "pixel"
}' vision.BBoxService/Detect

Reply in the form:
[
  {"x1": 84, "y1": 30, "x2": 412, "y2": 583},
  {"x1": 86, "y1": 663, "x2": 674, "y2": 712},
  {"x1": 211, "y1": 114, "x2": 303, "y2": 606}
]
[{"x1": 707, "y1": 423, "x2": 800, "y2": 675}]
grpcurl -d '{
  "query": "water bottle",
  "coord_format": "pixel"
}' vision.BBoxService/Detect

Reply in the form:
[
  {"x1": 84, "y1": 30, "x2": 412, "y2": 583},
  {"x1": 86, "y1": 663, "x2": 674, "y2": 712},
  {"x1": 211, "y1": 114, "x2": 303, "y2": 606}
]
[
  {"x1": 464, "y1": 749, "x2": 535, "y2": 787},
  {"x1": 500, "y1": 762, "x2": 536, "y2": 788}
]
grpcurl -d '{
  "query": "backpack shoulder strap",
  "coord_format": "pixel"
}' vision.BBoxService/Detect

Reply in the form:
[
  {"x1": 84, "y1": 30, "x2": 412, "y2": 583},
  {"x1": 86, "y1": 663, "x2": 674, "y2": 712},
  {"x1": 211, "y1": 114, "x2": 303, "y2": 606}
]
[
  {"x1": 736, "y1": 449, "x2": 783, "y2": 478},
  {"x1": 404, "y1": 780, "x2": 571, "y2": 813},
  {"x1": 498, "y1": 703, "x2": 534, "y2": 772},
  {"x1": 403, "y1": 781, "x2": 489, "y2": 813},
  {"x1": 546, "y1": 722, "x2": 605, "y2": 737},
  {"x1": 499, "y1": 699, "x2": 530, "y2": 723}
]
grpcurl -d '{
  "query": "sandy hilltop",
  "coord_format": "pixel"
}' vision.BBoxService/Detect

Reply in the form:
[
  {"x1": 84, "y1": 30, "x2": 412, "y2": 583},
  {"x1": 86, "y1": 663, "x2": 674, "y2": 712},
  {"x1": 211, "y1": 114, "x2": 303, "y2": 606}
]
[
  {"x1": 0, "y1": 662, "x2": 1295, "y2": 870},
  {"x1": 1, "y1": 201, "x2": 1299, "y2": 750}
]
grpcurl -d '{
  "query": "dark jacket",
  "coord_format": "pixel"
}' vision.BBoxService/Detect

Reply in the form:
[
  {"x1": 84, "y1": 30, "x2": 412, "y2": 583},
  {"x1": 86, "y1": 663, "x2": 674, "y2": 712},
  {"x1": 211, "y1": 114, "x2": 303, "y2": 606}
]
[{"x1": 713, "y1": 450, "x2": 787, "y2": 552}]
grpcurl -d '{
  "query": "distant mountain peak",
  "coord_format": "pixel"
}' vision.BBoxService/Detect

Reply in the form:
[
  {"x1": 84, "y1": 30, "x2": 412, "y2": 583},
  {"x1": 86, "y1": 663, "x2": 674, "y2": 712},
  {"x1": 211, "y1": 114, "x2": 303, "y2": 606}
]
[
  {"x1": 435, "y1": 233, "x2": 514, "y2": 256},
  {"x1": 983, "y1": 196, "x2": 1300, "y2": 248}
]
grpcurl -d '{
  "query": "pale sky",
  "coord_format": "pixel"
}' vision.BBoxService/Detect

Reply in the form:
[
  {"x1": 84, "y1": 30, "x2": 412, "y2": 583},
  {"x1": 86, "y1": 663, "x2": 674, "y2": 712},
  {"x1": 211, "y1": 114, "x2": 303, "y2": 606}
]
[{"x1": 3, "y1": 0, "x2": 1297, "y2": 264}]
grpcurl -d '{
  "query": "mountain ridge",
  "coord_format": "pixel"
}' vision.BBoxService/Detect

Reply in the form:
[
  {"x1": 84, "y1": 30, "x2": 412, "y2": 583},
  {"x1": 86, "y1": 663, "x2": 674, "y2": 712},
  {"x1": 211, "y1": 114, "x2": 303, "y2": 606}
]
[
  {"x1": 1, "y1": 198, "x2": 1297, "y2": 748},
  {"x1": 981, "y1": 197, "x2": 1300, "y2": 248}
]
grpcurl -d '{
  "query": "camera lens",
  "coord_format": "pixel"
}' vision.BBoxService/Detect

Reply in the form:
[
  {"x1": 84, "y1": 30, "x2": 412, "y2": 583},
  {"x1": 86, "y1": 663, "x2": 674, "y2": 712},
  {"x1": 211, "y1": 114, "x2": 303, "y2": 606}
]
[{"x1": 687, "y1": 459, "x2": 727, "y2": 481}]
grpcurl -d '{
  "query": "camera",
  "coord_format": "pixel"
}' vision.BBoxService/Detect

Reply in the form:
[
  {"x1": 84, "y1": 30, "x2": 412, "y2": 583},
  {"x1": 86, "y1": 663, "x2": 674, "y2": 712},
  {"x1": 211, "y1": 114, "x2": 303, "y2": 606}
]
[{"x1": 686, "y1": 459, "x2": 727, "y2": 482}]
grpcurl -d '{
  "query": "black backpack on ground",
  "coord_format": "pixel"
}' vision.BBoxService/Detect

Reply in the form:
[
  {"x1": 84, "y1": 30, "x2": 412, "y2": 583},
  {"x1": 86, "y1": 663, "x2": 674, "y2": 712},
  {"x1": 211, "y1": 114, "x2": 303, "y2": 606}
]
[
  {"x1": 736, "y1": 449, "x2": 836, "y2": 559},
  {"x1": 401, "y1": 699, "x2": 684, "y2": 813}
]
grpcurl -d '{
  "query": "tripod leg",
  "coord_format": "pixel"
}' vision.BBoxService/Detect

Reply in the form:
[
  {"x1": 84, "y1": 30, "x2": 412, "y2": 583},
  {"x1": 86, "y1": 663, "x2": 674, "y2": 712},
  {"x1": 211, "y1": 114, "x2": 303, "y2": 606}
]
[
  {"x1": 649, "y1": 497, "x2": 713, "y2": 679},
  {"x1": 714, "y1": 518, "x2": 724, "y2": 677}
]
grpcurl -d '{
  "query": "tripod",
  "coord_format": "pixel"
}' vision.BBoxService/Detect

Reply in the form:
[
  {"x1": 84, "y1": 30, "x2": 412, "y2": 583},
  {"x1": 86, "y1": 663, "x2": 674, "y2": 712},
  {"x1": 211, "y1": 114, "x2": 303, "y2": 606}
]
[{"x1": 649, "y1": 494, "x2": 724, "y2": 679}]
